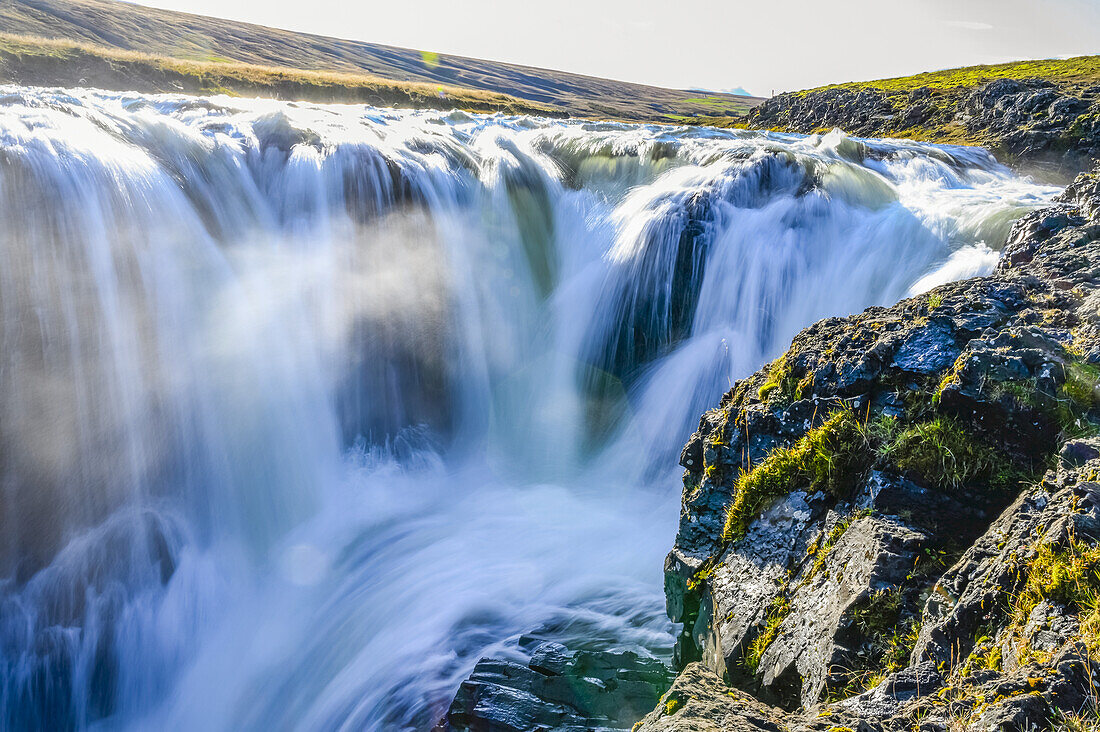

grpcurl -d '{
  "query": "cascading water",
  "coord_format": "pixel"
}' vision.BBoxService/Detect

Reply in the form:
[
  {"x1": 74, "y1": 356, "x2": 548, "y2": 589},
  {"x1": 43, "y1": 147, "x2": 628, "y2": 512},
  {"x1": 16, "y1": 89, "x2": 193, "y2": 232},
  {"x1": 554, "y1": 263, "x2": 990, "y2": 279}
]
[{"x1": 0, "y1": 86, "x2": 1061, "y2": 730}]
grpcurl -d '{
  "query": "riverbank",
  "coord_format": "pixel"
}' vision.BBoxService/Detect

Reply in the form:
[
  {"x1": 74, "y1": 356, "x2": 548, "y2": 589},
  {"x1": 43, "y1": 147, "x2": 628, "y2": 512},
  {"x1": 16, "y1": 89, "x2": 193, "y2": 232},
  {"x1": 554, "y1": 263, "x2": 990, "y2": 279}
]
[{"x1": 743, "y1": 57, "x2": 1100, "y2": 181}]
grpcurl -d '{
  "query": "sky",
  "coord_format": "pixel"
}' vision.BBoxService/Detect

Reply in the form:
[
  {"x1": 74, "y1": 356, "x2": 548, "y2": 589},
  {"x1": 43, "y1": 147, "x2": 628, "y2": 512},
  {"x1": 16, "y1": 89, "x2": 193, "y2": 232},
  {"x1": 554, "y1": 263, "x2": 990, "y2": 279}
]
[{"x1": 128, "y1": 0, "x2": 1100, "y2": 96}]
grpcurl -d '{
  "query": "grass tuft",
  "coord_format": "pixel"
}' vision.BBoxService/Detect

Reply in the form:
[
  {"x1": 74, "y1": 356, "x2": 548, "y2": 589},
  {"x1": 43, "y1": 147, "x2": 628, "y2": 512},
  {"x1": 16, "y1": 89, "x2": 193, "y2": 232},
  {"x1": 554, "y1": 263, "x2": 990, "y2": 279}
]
[{"x1": 881, "y1": 417, "x2": 1006, "y2": 490}]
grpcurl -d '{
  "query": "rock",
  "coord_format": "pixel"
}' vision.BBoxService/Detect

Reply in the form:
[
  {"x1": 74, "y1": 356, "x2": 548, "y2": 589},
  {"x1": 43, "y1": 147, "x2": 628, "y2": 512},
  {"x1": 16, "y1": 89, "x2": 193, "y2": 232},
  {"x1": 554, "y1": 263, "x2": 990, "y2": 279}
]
[
  {"x1": 1059, "y1": 438, "x2": 1100, "y2": 467},
  {"x1": 438, "y1": 642, "x2": 673, "y2": 731},
  {"x1": 975, "y1": 693, "x2": 1048, "y2": 732},
  {"x1": 747, "y1": 79, "x2": 1100, "y2": 178},
  {"x1": 754, "y1": 515, "x2": 928, "y2": 708},
  {"x1": 639, "y1": 165, "x2": 1100, "y2": 730},
  {"x1": 632, "y1": 663, "x2": 786, "y2": 732}
]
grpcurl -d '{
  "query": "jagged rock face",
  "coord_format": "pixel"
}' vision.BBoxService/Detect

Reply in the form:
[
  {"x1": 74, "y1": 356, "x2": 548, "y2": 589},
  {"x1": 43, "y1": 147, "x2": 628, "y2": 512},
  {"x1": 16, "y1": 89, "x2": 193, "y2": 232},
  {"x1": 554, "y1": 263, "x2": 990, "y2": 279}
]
[
  {"x1": 749, "y1": 81, "x2": 1100, "y2": 178},
  {"x1": 643, "y1": 166, "x2": 1100, "y2": 731}
]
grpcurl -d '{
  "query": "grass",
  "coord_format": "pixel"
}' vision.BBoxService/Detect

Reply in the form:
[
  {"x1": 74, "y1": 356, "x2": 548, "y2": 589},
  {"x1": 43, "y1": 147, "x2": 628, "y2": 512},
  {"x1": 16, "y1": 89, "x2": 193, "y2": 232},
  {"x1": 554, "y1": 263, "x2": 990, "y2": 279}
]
[
  {"x1": 1060, "y1": 708, "x2": 1100, "y2": 732},
  {"x1": 826, "y1": 587, "x2": 921, "y2": 700},
  {"x1": 722, "y1": 410, "x2": 869, "y2": 542},
  {"x1": 750, "y1": 54, "x2": 1100, "y2": 161},
  {"x1": 881, "y1": 417, "x2": 1007, "y2": 490},
  {"x1": 806, "y1": 55, "x2": 1100, "y2": 96},
  {"x1": 0, "y1": 32, "x2": 563, "y2": 115},
  {"x1": 721, "y1": 410, "x2": 1023, "y2": 545},
  {"x1": 1014, "y1": 539, "x2": 1100, "y2": 629},
  {"x1": 744, "y1": 593, "x2": 792, "y2": 673},
  {"x1": 0, "y1": 0, "x2": 764, "y2": 121},
  {"x1": 1064, "y1": 362, "x2": 1100, "y2": 411}
]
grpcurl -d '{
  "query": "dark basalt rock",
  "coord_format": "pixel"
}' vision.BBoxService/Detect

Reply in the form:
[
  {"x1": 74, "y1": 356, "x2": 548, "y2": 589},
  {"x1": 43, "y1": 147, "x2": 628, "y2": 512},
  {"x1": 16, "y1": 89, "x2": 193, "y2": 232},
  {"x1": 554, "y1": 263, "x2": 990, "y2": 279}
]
[
  {"x1": 634, "y1": 165, "x2": 1100, "y2": 730},
  {"x1": 631, "y1": 663, "x2": 786, "y2": 732}
]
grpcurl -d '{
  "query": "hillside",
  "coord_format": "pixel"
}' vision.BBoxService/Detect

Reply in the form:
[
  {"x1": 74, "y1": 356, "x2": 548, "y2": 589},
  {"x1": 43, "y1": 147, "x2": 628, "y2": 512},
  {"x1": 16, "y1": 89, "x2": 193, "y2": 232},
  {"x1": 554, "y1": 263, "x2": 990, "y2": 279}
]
[
  {"x1": 0, "y1": 0, "x2": 764, "y2": 121},
  {"x1": 746, "y1": 56, "x2": 1100, "y2": 179},
  {"x1": 0, "y1": 33, "x2": 561, "y2": 115}
]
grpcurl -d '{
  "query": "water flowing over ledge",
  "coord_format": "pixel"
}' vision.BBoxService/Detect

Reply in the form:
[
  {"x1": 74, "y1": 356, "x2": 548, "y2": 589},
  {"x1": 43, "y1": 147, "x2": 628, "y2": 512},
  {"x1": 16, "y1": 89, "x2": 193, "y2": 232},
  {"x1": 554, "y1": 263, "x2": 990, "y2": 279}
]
[{"x1": 0, "y1": 86, "x2": 1060, "y2": 730}]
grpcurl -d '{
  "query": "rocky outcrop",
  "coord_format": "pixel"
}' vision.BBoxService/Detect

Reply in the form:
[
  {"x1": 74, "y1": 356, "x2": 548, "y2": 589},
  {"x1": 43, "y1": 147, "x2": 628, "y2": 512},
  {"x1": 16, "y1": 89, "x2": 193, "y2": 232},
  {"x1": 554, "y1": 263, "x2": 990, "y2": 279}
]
[
  {"x1": 748, "y1": 79, "x2": 1100, "y2": 178},
  {"x1": 437, "y1": 639, "x2": 672, "y2": 731},
  {"x1": 631, "y1": 663, "x2": 787, "y2": 732},
  {"x1": 641, "y1": 166, "x2": 1100, "y2": 730}
]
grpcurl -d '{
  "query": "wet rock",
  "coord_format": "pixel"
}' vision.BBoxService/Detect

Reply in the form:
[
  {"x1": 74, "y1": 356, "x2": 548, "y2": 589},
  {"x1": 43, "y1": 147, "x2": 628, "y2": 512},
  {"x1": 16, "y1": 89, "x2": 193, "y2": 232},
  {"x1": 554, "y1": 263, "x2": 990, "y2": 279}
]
[
  {"x1": 439, "y1": 642, "x2": 673, "y2": 732},
  {"x1": 640, "y1": 166, "x2": 1100, "y2": 730}
]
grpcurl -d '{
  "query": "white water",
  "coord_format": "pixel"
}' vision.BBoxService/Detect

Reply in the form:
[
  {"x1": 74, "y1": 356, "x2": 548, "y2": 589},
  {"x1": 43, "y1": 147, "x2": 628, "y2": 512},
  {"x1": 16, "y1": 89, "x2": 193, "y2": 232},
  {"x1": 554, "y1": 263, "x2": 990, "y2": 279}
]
[{"x1": 0, "y1": 87, "x2": 1059, "y2": 730}]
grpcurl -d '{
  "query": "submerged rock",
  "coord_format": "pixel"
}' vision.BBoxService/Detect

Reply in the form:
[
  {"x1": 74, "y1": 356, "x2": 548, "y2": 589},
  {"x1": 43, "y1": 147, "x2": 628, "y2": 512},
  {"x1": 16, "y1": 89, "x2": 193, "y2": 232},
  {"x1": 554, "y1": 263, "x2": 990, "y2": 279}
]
[{"x1": 438, "y1": 640, "x2": 672, "y2": 731}]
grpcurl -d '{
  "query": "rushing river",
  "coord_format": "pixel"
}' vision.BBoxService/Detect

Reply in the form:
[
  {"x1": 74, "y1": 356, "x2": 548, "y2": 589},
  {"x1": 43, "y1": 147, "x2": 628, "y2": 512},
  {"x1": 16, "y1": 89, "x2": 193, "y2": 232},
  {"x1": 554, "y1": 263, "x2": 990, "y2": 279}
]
[{"x1": 0, "y1": 87, "x2": 1060, "y2": 730}]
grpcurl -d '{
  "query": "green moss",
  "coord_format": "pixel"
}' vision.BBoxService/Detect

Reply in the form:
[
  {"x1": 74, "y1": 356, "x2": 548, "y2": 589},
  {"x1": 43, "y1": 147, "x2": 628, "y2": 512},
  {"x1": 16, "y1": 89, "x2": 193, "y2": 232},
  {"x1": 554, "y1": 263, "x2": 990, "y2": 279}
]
[
  {"x1": 758, "y1": 353, "x2": 793, "y2": 402},
  {"x1": 933, "y1": 356, "x2": 966, "y2": 404},
  {"x1": 744, "y1": 594, "x2": 792, "y2": 673},
  {"x1": 722, "y1": 411, "x2": 869, "y2": 542},
  {"x1": 927, "y1": 293, "x2": 943, "y2": 310},
  {"x1": 795, "y1": 371, "x2": 816, "y2": 400}
]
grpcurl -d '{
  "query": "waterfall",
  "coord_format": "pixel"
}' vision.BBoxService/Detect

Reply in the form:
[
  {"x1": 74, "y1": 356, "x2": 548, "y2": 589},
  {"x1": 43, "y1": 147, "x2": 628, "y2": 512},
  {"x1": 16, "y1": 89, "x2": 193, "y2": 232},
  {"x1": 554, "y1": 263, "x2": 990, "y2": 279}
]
[{"x1": 0, "y1": 87, "x2": 1060, "y2": 730}]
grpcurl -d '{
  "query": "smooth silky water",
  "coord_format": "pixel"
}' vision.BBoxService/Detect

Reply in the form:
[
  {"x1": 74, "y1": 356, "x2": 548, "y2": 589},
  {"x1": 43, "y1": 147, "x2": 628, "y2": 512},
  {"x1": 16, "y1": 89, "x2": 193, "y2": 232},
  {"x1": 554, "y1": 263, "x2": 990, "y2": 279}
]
[{"x1": 0, "y1": 87, "x2": 1061, "y2": 730}]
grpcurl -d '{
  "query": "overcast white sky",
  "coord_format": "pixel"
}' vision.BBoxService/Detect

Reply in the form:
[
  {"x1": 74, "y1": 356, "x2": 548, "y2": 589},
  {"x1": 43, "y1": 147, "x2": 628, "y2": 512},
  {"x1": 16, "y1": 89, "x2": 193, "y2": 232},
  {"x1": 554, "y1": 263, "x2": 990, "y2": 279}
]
[{"x1": 129, "y1": 0, "x2": 1100, "y2": 96}]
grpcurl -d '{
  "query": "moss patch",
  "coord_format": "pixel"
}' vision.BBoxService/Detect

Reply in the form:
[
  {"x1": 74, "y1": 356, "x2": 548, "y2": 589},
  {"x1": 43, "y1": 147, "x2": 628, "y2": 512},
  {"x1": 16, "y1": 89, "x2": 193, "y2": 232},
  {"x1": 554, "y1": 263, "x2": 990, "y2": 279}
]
[
  {"x1": 1014, "y1": 539, "x2": 1100, "y2": 626},
  {"x1": 723, "y1": 410, "x2": 869, "y2": 542},
  {"x1": 744, "y1": 594, "x2": 792, "y2": 673},
  {"x1": 758, "y1": 353, "x2": 794, "y2": 402}
]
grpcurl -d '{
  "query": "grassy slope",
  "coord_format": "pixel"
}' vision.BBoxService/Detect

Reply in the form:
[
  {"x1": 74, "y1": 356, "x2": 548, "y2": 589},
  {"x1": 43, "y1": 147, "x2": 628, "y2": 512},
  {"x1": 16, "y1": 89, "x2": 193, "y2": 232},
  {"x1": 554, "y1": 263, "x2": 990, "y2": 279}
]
[
  {"x1": 810, "y1": 55, "x2": 1100, "y2": 95},
  {"x1": 0, "y1": 33, "x2": 560, "y2": 115},
  {"x1": 0, "y1": 0, "x2": 764, "y2": 121}
]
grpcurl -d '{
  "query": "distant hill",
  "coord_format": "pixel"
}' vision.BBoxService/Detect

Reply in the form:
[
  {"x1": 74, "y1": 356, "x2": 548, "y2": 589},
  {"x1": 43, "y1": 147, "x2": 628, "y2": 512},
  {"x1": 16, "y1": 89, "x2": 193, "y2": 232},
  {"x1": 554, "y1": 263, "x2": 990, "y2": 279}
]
[{"x1": 0, "y1": 0, "x2": 765, "y2": 121}]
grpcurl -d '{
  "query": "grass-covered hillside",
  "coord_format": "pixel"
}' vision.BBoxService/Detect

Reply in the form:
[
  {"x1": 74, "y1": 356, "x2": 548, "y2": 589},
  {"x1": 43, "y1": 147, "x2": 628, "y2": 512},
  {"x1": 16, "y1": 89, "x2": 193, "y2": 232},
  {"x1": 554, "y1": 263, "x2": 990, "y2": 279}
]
[
  {"x1": 0, "y1": 0, "x2": 763, "y2": 121},
  {"x1": 0, "y1": 33, "x2": 560, "y2": 115},
  {"x1": 811, "y1": 55, "x2": 1100, "y2": 96}
]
